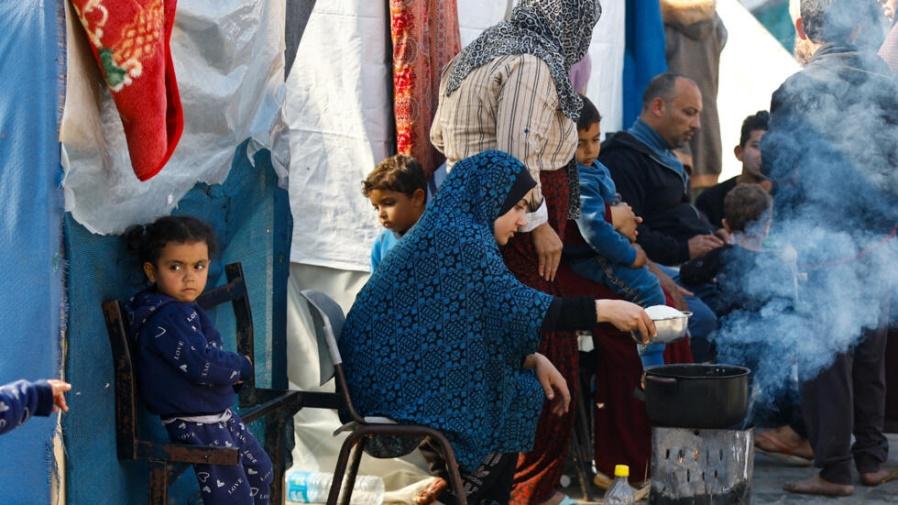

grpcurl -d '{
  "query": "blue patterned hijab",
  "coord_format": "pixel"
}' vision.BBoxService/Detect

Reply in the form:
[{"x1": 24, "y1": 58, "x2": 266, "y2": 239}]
[
  {"x1": 340, "y1": 150, "x2": 555, "y2": 471},
  {"x1": 445, "y1": 0, "x2": 602, "y2": 120}
]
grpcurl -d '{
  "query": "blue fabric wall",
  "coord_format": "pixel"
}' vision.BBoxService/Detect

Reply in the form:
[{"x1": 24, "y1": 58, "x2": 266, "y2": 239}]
[
  {"x1": 0, "y1": 1, "x2": 64, "y2": 503},
  {"x1": 622, "y1": 0, "x2": 668, "y2": 128},
  {"x1": 63, "y1": 144, "x2": 291, "y2": 504}
]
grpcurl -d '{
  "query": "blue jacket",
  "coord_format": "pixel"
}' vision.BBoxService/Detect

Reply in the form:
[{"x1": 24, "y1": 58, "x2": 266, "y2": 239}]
[
  {"x1": 370, "y1": 229, "x2": 400, "y2": 271},
  {"x1": 568, "y1": 161, "x2": 637, "y2": 266},
  {"x1": 124, "y1": 289, "x2": 253, "y2": 418},
  {"x1": 0, "y1": 380, "x2": 54, "y2": 435}
]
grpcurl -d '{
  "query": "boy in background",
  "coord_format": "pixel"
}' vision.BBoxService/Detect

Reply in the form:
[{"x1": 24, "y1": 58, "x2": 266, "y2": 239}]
[
  {"x1": 696, "y1": 111, "x2": 771, "y2": 230},
  {"x1": 362, "y1": 155, "x2": 427, "y2": 271}
]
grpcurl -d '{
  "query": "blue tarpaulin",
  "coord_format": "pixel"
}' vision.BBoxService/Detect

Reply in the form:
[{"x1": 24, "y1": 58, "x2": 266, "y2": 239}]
[
  {"x1": 622, "y1": 0, "x2": 668, "y2": 128},
  {"x1": 0, "y1": 1, "x2": 64, "y2": 502}
]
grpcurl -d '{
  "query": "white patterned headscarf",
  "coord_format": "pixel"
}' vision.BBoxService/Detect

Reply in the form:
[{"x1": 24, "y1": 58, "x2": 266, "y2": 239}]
[{"x1": 445, "y1": 0, "x2": 602, "y2": 120}]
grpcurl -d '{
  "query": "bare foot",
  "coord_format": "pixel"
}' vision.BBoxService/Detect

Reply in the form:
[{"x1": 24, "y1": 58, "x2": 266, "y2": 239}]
[
  {"x1": 415, "y1": 477, "x2": 447, "y2": 504},
  {"x1": 860, "y1": 468, "x2": 898, "y2": 487},
  {"x1": 755, "y1": 426, "x2": 814, "y2": 461},
  {"x1": 784, "y1": 475, "x2": 854, "y2": 496}
]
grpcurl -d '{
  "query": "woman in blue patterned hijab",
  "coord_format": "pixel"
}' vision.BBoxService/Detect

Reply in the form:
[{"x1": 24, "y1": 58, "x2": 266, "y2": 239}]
[{"x1": 340, "y1": 150, "x2": 653, "y2": 504}]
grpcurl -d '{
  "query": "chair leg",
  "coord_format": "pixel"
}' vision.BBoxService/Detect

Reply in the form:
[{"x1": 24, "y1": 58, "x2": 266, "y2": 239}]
[
  {"x1": 430, "y1": 433, "x2": 468, "y2": 505},
  {"x1": 338, "y1": 436, "x2": 367, "y2": 505},
  {"x1": 148, "y1": 460, "x2": 169, "y2": 505},
  {"x1": 327, "y1": 432, "x2": 361, "y2": 505},
  {"x1": 266, "y1": 415, "x2": 287, "y2": 505}
]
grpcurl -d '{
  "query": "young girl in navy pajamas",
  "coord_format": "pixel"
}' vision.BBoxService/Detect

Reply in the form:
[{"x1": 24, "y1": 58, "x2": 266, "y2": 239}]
[{"x1": 124, "y1": 216, "x2": 273, "y2": 504}]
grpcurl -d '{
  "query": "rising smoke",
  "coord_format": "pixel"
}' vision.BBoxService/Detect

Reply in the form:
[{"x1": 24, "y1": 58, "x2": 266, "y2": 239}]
[{"x1": 711, "y1": 0, "x2": 898, "y2": 416}]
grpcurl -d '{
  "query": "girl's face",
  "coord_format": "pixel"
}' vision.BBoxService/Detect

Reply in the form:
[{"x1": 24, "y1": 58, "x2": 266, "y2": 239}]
[
  {"x1": 144, "y1": 241, "x2": 210, "y2": 303},
  {"x1": 493, "y1": 199, "x2": 529, "y2": 246}
]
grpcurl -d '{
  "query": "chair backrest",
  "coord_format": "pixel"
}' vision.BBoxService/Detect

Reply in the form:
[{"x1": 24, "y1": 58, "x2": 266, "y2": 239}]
[
  {"x1": 101, "y1": 299, "x2": 140, "y2": 461},
  {"x1": 298, "y1": 289, "x2": 345, "y2": 386}
]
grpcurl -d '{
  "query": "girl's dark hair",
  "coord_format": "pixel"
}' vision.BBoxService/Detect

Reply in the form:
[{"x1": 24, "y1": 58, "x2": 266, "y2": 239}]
[
  {"x1": 125, "y1": 215, "x2": 218, "y2": 266},
  {"x1": 577, "y1": 94, "x2": 602, "y2": 131}
]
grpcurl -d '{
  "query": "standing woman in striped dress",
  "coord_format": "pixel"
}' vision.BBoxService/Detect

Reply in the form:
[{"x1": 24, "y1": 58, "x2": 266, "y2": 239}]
[{"x1": 430, "y1": 2, "x2": 602, "y2": 504}]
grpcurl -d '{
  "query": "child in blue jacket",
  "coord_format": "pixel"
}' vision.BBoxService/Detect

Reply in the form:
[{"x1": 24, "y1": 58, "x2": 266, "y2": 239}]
[
  {"x1": 0, "y1": 379, "x2": 70, "y2": 435},
  {"x1": 124, "y1": 216, "x2": 272, "y2": 504},
  {"x1": 564, "y1": 96, "x2": 666, "y2": 309},
  {"x1": 363, "y1": 154, "x2": 429, "y2": 271}
]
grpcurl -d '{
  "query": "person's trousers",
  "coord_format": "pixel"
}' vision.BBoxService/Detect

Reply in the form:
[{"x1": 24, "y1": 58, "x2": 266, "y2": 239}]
[
  {"x1": 800, "y1": 325, "x2": 890, "y2": 484},
  {"x1": 165, "y1": 412, "x2": 274, "y2": 504}
]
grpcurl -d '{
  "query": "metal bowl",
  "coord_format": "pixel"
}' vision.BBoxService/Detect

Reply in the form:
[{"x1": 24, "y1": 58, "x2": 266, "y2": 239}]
[{"x1": 651, "y1": 311, "x2": 691, "y2": 343}]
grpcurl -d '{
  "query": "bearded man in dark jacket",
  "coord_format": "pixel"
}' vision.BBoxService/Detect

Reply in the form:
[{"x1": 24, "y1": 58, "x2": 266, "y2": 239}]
[
  {"x1": 763, "y1": 0, "x2": 898, "y2": 496},
  {"x1": 599, "y1": 73, "x2": 723, "y2": 361},
  {"x1": 601, "y1": 73, "x2": 724, "y2": 267}
]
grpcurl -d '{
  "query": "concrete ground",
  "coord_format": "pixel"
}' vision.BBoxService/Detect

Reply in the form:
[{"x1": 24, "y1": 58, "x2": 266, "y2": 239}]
[{"x1": 564, "y1": 434, "x2": 898, "y2": 504}]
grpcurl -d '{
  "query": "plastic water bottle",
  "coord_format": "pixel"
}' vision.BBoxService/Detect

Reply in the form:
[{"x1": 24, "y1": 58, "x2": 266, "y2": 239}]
[
  {"x1": 286, "y1": 470, "x2": 384, "y2": 505},
  {"x1": 604, "y1": 464, "x2": 636, "y2": 505}
]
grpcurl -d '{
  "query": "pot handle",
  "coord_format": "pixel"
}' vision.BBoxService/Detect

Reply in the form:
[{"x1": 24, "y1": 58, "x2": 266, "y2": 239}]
[{"x1": 645, "y1": 374, "x2": 679, "y2": 390}]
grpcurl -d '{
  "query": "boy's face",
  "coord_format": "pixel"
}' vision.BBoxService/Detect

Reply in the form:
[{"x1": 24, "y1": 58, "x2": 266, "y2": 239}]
[
  {"x1": 368, "y1": 188, "x2": 426, "y2": 234},
  {"x1": 735, "y1": 129, "x2": 766, "y2": 178},
  {"x1": 576, "y1": 121, "x2": 602, "y2": 166},
  {"x1": 144, "y1": 241, "x2": 210, "y2": 303}
]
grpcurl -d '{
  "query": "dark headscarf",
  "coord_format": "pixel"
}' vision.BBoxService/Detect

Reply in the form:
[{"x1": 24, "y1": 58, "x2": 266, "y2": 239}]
[
  {"x1": 445, "y1": 0, "x2": 602, "y2": 120},
  {"x1": 339, "y1": 151, "x2": 554, "y2": 471}
]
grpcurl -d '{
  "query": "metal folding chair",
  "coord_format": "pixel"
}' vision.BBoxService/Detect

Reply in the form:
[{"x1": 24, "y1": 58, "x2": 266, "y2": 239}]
[{"x1": 298, "y1": 289, "x2": 468, "y2": 505}]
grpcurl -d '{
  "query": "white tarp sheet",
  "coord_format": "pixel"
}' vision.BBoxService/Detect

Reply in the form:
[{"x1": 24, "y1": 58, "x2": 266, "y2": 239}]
[
  {"x1": 586, "y1": 0, "x2": 626, "y2": 136},
  {"x1": 60, "y1": 0, "x2": 288, "y2": 234},
  {"x1": 286, "y1": 0, "x2": 393, "y2": 271},
  {"x1": 717, "y1": 0, "x2": 800, "y2": 179}
]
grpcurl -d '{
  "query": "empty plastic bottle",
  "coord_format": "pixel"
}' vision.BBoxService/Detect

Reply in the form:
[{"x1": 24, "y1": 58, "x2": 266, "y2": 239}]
[
  {"x1": 604, "y1": 464, "x2": 637, "y2": 505},
  {"x1": 286, "y1": 470, "x2": 384, "y2": 505}
]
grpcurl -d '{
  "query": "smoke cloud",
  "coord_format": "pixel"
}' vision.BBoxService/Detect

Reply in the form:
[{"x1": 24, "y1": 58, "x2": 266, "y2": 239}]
[{"x1": 711, "y1": 3, "x2": 898, "y2": 420}]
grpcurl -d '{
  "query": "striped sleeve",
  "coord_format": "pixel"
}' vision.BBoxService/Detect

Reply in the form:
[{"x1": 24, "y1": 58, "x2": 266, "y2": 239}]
[{"x1": 495, "y1": 55, "x2": 561, "y2": 218}]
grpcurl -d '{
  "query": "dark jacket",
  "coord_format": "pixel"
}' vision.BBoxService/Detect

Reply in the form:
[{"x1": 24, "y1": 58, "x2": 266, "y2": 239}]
[
  {"x1": 0, "y1": 380, "x2": 54, "y2": 435},
  {"x1": 763, "y1": 43, "x2": 898, "y2": 233},
  {"x1": 601, "y1": 131, "x2": 715, "y2": 265},
  {"x1": 125, "y1": 289, "x2": 253, "y2": 418},
  {"x1": 695, "y1": 176, "x2": 738, "y2": 229}
]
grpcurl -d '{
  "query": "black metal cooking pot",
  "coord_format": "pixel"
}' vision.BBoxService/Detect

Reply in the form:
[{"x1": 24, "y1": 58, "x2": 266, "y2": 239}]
[{"x1": 644, "y1": 364, "x2": 751, "y2": 429}]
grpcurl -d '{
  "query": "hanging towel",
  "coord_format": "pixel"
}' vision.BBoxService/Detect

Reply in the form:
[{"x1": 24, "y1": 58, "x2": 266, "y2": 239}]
[
  {"x1": 389, "y1": 0, "x2": 461, "y2": 176},
  {"x1": 71, "y1": 0, "x2": 183, "y2": 181}
]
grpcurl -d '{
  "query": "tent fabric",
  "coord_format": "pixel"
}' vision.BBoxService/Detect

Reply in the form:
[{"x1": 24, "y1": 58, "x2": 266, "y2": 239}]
[
  {"x1": 716, "y1": 0, "x2": 799, "y2": 180},
  {"x1": 60, "y1": 0, "x2": 288, "y2": 235},
  {"x1": 621, "y1": 0, "x2": 667, "y2": 128},
  {"x1": 287, "y1": 0, "x2": 393, "y2": 271},
  {"x1": 0, "y1": 1, "x2": 65, "y2": 502},
  {"x1": 390, "y1": 0, "x2": 461, "y2": 176},
  {"x1": 585, "y1": 0, "x2": 626, "y2": 136}
]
